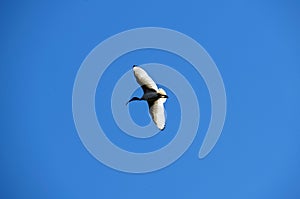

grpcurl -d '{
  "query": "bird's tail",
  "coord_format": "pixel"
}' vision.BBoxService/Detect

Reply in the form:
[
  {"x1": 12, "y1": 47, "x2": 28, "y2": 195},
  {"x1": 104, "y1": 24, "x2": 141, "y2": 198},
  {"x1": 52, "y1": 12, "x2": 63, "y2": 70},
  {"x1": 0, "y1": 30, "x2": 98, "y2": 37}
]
[{"x1": 158, "y1": 88, "x2": 168, "y2": 103}]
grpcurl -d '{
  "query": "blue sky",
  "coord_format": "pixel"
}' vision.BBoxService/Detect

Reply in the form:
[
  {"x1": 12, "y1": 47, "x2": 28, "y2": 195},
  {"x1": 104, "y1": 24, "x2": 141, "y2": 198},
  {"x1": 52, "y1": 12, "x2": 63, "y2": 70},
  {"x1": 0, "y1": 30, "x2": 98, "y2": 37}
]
[{"x1": 1, "y1": 0, "x2": 300, "y2": 198}]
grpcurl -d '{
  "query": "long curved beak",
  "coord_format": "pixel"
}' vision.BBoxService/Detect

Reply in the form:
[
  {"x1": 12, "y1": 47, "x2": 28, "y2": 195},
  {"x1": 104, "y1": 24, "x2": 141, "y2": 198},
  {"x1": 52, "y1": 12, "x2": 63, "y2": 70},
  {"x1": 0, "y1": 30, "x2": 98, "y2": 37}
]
[{"x1": 126, "y1": 97, "x2": 140, "y2": 105}]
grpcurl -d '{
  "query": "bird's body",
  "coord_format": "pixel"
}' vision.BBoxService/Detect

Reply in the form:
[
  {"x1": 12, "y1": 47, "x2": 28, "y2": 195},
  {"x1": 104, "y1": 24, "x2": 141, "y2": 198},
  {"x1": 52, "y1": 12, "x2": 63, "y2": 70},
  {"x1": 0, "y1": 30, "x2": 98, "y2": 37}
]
[{"x1": 127, "y1": 65, "x2": 168, "y2": 130}]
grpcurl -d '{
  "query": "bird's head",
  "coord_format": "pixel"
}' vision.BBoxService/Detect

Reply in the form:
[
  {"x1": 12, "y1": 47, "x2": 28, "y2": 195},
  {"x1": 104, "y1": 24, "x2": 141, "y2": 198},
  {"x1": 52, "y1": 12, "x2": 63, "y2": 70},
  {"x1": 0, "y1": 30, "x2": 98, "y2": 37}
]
[{"x1": 126, "y1": 97, "x2": 141, "y2": 105}]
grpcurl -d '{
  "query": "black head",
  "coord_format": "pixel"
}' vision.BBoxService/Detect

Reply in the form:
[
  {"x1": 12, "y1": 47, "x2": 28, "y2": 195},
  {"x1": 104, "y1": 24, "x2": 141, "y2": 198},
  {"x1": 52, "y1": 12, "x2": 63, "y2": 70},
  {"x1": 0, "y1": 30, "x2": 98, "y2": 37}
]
[
  {"x1": 132, "y1": 65, "x2": 138, "y2": 68},
  {"x1": 126, "y1": 97, "x2": 141, "y2": 105}
]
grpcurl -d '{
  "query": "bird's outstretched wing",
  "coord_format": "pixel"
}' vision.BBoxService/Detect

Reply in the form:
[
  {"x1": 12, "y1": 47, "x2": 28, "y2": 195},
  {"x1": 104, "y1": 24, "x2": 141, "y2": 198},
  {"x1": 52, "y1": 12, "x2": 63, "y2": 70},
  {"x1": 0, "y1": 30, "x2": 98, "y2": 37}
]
[
  {"x1": 133, "y1": 66, "x2": 158, "y2": 92},
  {"x1": 149, "y1": 98, "x2": 166, "y2": 130}
]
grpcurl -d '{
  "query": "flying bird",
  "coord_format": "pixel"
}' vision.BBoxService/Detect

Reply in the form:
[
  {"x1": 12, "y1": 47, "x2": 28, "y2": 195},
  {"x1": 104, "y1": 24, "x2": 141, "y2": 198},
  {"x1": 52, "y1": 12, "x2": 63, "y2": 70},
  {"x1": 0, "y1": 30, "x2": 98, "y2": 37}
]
[{"x1": 126, "y1": 65, "x2": 168, "y2": 130}]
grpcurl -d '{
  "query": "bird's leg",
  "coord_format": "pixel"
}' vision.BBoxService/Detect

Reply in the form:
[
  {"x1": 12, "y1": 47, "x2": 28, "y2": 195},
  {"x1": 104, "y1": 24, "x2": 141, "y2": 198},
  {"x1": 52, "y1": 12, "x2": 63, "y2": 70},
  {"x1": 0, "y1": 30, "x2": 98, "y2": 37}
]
[{"x1": 158, "y1": 94, "x2": 169, "y2": 99}]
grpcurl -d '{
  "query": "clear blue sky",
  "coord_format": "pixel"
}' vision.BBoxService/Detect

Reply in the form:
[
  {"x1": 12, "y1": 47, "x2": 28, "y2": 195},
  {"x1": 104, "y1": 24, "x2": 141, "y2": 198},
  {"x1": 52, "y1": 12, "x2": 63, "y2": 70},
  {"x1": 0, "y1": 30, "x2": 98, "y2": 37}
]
[{"x1": 1, "y1": 0, "x2": 300, "y2": 198}]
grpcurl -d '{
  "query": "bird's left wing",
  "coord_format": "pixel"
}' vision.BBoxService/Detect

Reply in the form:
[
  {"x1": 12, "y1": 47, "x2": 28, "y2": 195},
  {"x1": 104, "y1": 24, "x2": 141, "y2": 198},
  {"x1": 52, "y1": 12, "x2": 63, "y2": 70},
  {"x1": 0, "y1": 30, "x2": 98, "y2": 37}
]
[
  {"x1": 133, "y1": 66, "x2": 158, "y2": 92},
  {"x1": 149, "y1": 99, "x2": 166, "y2": 130}
]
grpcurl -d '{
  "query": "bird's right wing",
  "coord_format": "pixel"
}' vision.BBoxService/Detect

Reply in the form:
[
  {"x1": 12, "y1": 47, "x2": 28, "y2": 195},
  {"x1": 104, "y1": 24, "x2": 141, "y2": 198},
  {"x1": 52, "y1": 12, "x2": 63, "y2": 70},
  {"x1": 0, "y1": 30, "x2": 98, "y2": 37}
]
[
  {"x1": 149, "y1": 98, "x2": 166, "y2": 130},
  {"x1": 133, "y1": 66, "x2": 158, "y2": 91}
]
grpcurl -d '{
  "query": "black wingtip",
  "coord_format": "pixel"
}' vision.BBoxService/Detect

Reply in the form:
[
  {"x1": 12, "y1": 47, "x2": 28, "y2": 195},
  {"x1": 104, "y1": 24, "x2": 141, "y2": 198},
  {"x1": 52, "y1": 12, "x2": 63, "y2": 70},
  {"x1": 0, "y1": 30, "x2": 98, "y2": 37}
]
[{"x1": 159, "y1": 125, "x2": 166, "y2": 131}]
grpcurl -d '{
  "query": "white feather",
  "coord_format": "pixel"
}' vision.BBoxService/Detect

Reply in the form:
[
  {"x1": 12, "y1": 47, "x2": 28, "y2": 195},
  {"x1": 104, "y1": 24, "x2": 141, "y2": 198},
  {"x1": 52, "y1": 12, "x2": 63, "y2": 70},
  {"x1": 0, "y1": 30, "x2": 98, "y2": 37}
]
[
  {"x1": 149, "y1": 98, "x2": 166, "y2": 130},
  {"x1": 133, "y1": 66, "x2": 158, "y2": 91},
  {"x1": 158, "y1": 88, "x2": 167, "y2": 103},
  {"x1": 130, "y1": 66, "x2": 168, "y2": 130}
]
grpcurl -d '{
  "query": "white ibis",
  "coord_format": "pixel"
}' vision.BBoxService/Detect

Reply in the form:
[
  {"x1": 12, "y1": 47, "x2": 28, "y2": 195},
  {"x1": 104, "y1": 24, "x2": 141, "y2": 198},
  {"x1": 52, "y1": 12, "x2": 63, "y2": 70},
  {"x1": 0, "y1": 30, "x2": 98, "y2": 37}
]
[{"x1": 126, "y1": 65, "x2": 168, "y2": 130}]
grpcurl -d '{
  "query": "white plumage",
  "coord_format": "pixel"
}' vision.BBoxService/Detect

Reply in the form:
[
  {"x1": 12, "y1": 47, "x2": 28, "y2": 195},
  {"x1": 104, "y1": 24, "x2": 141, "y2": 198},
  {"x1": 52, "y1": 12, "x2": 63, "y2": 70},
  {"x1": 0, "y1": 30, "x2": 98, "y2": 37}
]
[
  {"x1": 127, "y1": 65, "x2": 168, "y2": 130},
  {"x1": 133, "y1": 67, "x2": 158, "y2": 91}
]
